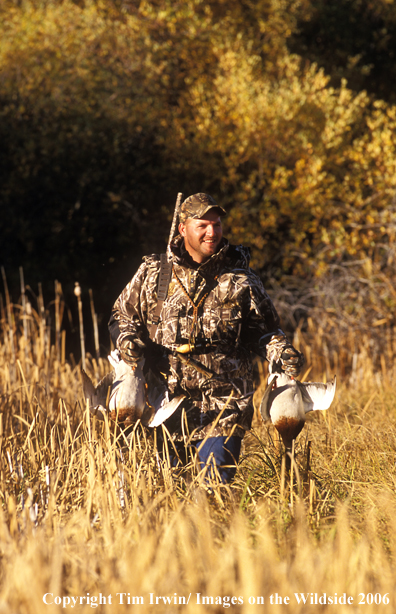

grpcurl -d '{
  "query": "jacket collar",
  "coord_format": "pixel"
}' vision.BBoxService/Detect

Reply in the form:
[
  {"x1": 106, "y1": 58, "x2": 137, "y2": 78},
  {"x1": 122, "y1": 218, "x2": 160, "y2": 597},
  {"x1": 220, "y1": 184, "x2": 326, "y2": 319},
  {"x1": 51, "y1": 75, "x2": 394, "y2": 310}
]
[
  {"x1": 169, "y1": 235, "x2": 229, "y2": 271},
  {"x1": 168, "y1": 236, "x2": 251, "y2": 274}
]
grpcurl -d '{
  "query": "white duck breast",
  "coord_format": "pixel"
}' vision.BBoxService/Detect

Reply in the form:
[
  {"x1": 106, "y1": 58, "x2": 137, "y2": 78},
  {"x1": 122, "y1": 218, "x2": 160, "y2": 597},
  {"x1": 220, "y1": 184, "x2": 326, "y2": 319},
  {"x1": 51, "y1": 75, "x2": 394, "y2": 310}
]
[
  {"x1": 82, "y1": 350, "x2": 185, "y2": 427},
  {"x1": 260, "y1": 371, "x2": 336, "y2": 450},
  {"x1": 108, "y1": 354, "x2": 147, "y2": 421}
]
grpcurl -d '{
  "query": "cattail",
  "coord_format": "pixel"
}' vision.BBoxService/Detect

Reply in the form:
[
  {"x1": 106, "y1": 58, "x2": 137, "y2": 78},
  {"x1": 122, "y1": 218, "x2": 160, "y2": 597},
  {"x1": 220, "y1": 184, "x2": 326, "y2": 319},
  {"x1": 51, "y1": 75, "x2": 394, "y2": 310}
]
[
  {"x1": 38, "y1": 283, "x2": 46, "y2": 364},
  {"x1": 55, "y1": 280, "x2": 61, "y2": 364},
  {"x1": 19, "y1": 267, "x2": 29, "y2": 363},
  {"x1": 74, "y1": 282, "x2": 86, "y2": 370},
  {"x1": 89, "y1": 288, "x2": 100, "y2": 363},
  {"x1": 1, "y1": 266, "x2": 15, "y2": 367}
]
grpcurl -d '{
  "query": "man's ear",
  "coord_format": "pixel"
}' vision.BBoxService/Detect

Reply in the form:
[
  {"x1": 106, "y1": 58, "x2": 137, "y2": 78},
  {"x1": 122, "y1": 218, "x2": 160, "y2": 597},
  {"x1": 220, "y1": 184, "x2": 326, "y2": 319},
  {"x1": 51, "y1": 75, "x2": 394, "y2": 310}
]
[{"x1": 179, "y1": 222, "x2": 186, "y2": 237}]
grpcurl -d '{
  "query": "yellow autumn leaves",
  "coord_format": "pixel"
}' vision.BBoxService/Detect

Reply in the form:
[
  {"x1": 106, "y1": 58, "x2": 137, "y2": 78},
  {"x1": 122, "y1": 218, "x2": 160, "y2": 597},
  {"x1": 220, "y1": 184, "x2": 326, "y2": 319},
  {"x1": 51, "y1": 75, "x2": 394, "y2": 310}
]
[{"x1": 1, "y1": 0, "x2": 396, "y2": 282}]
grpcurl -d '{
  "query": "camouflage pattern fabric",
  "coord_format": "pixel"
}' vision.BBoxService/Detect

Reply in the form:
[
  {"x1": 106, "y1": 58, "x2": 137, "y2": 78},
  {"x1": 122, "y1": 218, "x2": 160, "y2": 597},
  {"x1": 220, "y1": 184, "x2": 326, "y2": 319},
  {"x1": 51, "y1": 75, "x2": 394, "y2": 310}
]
[
  {"x1": 109, "y1": 236, "x2": 299, "y2": 442},
  {"x1": 179, "y1": 193, "x2": 226, "y2": 223}
]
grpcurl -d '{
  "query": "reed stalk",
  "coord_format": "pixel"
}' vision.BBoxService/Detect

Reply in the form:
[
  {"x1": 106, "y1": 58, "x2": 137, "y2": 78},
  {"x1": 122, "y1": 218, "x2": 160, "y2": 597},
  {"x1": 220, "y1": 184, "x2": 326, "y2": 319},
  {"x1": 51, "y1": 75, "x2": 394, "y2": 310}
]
[{"x1": 74, "y1": 282, "x2": 86, "y2": 371}]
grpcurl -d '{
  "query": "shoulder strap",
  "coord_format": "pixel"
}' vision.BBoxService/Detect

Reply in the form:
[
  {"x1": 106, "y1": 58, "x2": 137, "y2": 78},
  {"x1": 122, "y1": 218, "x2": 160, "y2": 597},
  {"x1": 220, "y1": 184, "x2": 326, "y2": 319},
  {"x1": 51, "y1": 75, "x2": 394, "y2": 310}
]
[{"x1": 148, "y1": 253, "x2": 172, "y2": 340}]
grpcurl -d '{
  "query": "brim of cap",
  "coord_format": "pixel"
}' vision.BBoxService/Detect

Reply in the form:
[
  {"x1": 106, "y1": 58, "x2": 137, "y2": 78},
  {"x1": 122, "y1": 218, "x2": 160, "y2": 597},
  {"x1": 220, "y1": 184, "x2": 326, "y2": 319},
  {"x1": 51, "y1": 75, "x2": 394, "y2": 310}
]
[{"x1": 191, "y1": 205, "x2": 227, "y2": 219}]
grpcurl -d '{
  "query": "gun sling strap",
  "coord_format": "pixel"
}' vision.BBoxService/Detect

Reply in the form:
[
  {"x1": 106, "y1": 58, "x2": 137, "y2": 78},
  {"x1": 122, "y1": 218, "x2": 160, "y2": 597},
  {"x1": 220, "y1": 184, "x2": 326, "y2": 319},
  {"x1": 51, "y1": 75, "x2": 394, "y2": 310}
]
[{"x1": 148, "y1": 253, "x2": 172, "y2": 340}]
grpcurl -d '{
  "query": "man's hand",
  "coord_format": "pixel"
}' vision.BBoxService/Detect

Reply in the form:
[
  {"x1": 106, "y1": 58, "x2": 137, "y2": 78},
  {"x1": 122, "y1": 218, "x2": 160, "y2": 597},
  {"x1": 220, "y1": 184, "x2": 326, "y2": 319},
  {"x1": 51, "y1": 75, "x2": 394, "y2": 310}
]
[
  {"x1": 118, "y1": 338, "x2": 142, "y2": 366},
  {"x1": 280, "y1": 345, "x2": 304, "y2": 377}
]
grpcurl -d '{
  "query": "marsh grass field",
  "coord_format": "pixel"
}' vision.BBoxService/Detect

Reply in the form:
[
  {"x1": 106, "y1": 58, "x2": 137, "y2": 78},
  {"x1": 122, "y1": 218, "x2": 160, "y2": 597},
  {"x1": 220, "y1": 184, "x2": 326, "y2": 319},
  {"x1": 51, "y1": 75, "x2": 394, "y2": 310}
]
[{"x1": 1, "y1": 275, "x2": 396, "y2": 613}]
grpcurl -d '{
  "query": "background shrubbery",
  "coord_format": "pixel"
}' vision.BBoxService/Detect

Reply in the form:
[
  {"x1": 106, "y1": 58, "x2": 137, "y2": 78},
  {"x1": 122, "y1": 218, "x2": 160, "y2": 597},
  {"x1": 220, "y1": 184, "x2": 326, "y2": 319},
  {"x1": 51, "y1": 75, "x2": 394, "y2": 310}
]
[{"x1": 1, "y1": 0, "x2": 396, "y2": 359}]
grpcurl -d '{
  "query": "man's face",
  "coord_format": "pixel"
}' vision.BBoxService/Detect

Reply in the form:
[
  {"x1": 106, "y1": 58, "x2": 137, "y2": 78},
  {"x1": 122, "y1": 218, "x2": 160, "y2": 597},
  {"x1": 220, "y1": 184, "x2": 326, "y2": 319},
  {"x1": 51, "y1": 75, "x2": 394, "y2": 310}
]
[{"x1": 179, "y1": 209, "x2": 223, "y2": 264}]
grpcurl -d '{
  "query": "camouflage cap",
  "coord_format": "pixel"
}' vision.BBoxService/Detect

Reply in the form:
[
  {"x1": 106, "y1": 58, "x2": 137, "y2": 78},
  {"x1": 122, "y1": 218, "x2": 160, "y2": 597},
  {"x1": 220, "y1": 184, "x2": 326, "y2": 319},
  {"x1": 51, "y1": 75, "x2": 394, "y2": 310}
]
[{"x1": 179, "y1": 193, "x2": 226, "y2": 224}]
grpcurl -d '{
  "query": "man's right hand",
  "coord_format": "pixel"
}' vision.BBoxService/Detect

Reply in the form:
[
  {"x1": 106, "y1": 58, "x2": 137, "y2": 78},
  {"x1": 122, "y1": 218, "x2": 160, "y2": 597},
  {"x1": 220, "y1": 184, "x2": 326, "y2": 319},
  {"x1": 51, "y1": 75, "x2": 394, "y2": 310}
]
[{"x1": 118, "y1": 338, "x2": 142, "y2": 366}]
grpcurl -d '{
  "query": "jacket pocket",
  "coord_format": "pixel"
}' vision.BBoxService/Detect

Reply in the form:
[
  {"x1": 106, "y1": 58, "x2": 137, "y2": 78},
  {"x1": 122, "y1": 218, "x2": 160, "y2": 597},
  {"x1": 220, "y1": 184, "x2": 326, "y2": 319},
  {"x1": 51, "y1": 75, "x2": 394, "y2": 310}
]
[{"x1": 206, "y1": 306, "x2": 243, "y2": 342}]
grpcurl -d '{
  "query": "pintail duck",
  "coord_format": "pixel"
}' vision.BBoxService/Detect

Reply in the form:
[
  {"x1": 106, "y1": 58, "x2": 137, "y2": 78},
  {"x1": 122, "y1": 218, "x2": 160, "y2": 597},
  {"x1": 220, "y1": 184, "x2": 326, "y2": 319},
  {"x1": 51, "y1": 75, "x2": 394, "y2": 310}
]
[
  {"x1": 260, "y1": 363, "x2": 336, "y2": 452},
  {"x1": 82, "y1": 350, "x2": 185, "y2": 428}
]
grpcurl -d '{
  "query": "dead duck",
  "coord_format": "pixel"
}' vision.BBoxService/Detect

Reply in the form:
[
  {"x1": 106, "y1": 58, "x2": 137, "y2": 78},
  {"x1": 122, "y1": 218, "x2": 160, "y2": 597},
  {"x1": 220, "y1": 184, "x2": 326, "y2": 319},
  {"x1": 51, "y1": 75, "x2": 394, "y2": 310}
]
[
  {"x1": 82, "y1": 350, "x2": 184, "y2": 428},
  {"x1": 260, "y1": 363, "x2": 336, "y2": 453}
]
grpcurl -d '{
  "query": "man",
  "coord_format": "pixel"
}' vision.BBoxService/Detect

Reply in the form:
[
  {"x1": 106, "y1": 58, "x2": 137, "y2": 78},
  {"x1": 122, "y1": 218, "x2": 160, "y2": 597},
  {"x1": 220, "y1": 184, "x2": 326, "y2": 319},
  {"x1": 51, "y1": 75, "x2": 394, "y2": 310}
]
[{"x1": 108, "y1": 193, "x2": 304, "y2": 483}]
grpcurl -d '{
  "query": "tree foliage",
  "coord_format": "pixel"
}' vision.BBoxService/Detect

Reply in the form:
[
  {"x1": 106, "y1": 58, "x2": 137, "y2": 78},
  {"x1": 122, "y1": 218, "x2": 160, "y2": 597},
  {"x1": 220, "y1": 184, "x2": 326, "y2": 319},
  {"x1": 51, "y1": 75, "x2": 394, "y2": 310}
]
[
  {"x1": 290, "y1": 0, "x2": 396, "y2": 103},
  {"x1": 1, "y1": 0, "x2": 396, "y2": 338}
]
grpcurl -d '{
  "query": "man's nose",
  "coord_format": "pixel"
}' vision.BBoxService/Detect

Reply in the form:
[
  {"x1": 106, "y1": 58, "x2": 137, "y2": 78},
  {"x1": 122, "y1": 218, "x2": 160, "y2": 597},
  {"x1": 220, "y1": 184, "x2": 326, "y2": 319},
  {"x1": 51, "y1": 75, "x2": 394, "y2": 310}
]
[{"x1": 206, "y1": 224, "x2": 216, "y2": 236}]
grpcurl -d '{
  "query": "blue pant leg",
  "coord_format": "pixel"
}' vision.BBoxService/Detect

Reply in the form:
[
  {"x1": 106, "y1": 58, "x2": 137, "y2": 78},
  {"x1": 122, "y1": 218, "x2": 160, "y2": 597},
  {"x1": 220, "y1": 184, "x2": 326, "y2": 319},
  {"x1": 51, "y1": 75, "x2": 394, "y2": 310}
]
[{"x1": 197, "y1": 436, "x2": 242, "y2": 484}]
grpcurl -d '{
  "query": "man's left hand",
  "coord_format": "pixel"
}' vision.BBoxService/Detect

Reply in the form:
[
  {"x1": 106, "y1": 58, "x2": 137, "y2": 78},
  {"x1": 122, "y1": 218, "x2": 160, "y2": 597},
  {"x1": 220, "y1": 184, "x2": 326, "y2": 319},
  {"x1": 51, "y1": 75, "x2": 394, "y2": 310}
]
[{"x1": 280, "y1": 345, "x2": 304, "y2": 377}]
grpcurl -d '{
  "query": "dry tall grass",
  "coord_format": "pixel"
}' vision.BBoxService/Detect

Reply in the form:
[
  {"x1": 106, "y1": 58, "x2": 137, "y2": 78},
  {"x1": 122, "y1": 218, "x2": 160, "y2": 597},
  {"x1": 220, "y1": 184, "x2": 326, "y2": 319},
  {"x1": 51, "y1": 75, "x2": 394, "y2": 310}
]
[{"x1": 1, "y1": 275, "x2": 396, "y2": 612}]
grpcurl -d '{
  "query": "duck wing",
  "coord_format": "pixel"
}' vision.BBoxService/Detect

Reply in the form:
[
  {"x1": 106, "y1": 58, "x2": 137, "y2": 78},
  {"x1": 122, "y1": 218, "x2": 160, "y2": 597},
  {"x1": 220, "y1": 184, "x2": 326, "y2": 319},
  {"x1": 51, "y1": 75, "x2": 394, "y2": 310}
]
[
  {"x1": 82, "y1": 369, "x2": 114, "y2": 419},
  {"x1": 147, "y1": 395, "x2": 186, "y2": 427},
  {"x1": 298, "y1": 376, "x2": 336, "y2": 413},
  {"x1": 144, "y1": 368, "x2": 186, "y2": 427},
  {"x1": 259, "y1": 375, "x2": 278, "y2": 422}
]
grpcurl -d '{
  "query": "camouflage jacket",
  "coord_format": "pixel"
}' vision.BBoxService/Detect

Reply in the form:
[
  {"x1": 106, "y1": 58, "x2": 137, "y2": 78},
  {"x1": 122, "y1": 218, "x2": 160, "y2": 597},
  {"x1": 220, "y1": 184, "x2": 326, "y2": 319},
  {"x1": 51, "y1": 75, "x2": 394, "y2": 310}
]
[{"x1": 109, "y1": 237, "x2": 292, "y2": 441}]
